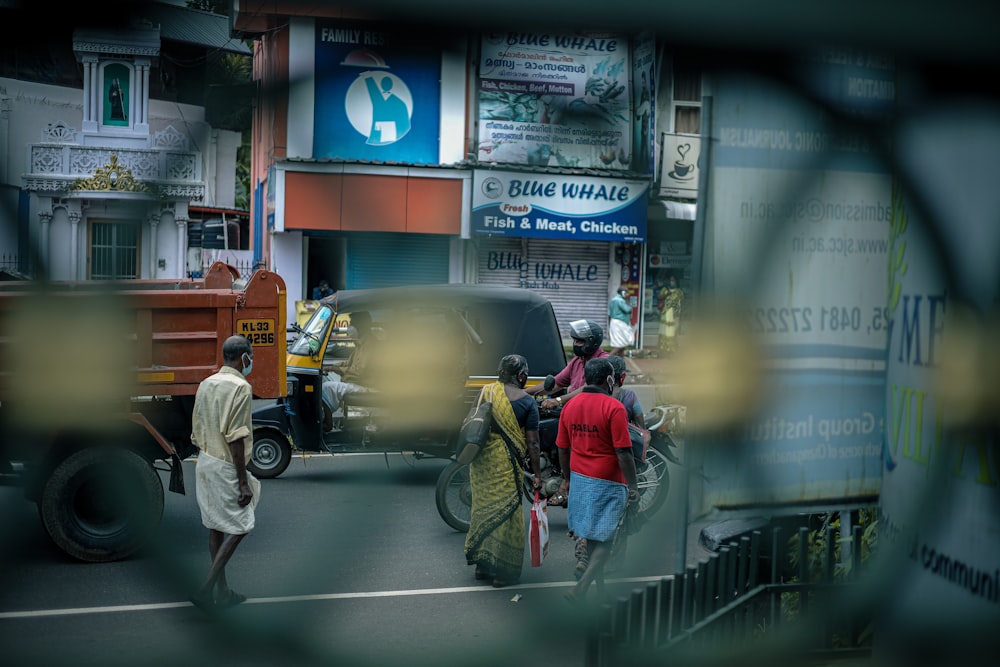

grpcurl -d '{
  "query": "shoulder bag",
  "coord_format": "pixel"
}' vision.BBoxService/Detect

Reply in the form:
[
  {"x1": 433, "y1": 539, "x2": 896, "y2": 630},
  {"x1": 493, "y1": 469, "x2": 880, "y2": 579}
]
[{"x1": 456, "y1": 386, "x2": 493, "y2": 464}]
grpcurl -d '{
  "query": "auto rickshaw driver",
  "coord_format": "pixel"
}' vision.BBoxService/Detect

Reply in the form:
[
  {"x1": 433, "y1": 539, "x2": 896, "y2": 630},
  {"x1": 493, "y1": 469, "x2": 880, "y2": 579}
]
[{"x1": 321, "y1": 310, "x2": 378, "y2": 427}]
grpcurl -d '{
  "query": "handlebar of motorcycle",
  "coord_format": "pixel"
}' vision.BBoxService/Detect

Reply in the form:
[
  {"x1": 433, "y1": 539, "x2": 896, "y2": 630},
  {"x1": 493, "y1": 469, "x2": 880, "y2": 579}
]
[
  {"x1": 534, "y1": 392, "x2": 563, "y2": 418},
  {"x1": 535, "y1": 392, "x2": 684, "y2": 434}
]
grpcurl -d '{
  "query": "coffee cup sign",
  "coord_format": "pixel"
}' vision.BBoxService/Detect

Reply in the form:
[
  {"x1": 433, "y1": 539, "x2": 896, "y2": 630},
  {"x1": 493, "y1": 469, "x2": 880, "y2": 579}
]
[
  {"x1": 659, "y1": 133, "x2": 701, "y2": 197},
  {"x1": 671, "y1": 143, "x2": 694, "y2": 179}
]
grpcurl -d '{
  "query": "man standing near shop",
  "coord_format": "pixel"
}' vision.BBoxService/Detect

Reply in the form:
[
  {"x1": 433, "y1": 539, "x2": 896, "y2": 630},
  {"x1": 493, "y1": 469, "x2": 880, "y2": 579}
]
[
  {"x1": 312, "y1": 279, "x2": 334, "y2": 300},
  {"x1": 607, "y1": 287, "x2": 634, "y2": 357},
  {"x1": 555, "y1": 357, "x2": 640, "y2": 605},
  {"x1": 190, "y1": 334, "x2": 260, "y2": 611}
]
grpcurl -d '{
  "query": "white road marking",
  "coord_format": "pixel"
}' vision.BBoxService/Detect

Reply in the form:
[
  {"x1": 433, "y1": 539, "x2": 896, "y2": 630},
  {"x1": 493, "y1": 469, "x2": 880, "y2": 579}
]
[
  {"x1": 0, "y1": 575, "x2": 672, "y2": 619},
  {"x1": 182, "y1": 452, "x2": 429, "y2": 462}
]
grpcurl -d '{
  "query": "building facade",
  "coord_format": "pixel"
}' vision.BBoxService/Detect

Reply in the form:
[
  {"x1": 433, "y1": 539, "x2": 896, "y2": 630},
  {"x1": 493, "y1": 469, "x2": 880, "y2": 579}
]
[
  {"x1": 234, "y1": 3, "x2": 701, "y2": 342},
  {"x1": 0, "y1": 3, "x2": 251, "y2": 282}
]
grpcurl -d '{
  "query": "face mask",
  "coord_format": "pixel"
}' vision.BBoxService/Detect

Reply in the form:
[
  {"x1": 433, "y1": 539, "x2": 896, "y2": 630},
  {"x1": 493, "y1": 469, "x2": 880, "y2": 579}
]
[{"x1": 241, "y1": 352, "x2": 253, "y2": 377}]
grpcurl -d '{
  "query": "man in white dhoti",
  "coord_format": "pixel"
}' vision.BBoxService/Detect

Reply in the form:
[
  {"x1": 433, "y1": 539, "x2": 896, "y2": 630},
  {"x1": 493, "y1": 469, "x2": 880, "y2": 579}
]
[
  {"x1": 607, "y1": 287, "x2": 634, "y2": 357},
  {"x1": 190, "y1": 335, "x2": 261, "y2": 611}
]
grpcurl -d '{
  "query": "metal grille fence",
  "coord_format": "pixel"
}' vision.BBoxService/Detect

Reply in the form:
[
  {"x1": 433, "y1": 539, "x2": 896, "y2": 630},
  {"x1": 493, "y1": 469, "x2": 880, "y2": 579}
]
[
  {"x1": 2, "y1": 3, "x2": 1000, "y2": 667},
  {"x1": 0, "y1": 253, "x2": 31, "y2": 278},
  {"x1": 198, "y1": 256, "x2": 256, "y2": 278},
  {"x1": 588, "y1": 526, "x2": 873, "y2": 666}
]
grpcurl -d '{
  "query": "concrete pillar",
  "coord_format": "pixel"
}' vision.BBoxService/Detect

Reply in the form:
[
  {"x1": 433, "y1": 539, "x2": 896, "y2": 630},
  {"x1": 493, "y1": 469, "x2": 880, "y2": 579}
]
[
  {"x1": 38, "y1": 210, "x2": 51, "y2": 272},
  {"x1": 0, "y1": 96, "x2": 9, "y2": 183},
  {"x1": 148, "y1": 213, "x2": 159, "y2": 279},
  {"x1": 136, "y1": 58, "x2": 150, "y2": 133},
  {"x1": 67, "y1": 208, "x2": 81, "y2": 279},
  {"x1": 175, "y1": 216, "x2": 188, "y2": 279},
  {"x1": 84, "y1": 59, "x2": 99, "y2": 132}
]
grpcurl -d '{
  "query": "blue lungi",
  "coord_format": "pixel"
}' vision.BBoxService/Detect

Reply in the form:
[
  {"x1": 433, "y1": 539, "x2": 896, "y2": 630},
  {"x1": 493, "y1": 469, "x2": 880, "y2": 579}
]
[{"x1": 567, "y1": 471, "x2": 628, "y2": 543}]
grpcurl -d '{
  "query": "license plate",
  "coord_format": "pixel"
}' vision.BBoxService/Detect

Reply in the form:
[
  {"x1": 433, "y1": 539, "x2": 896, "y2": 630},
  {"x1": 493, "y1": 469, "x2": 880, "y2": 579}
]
[{"x1": 237, "y1": 318, "x2": 276, "y2": 346}]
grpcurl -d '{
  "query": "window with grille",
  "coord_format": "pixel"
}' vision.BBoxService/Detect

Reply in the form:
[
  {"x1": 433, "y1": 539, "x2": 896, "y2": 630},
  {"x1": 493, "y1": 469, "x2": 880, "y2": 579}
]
[
  {"x1": 90, "y1": 221, "x2": 139, "y2": 279},
  {"x1": 671, "y1": 58, "x2": 702, "y2": 135}
]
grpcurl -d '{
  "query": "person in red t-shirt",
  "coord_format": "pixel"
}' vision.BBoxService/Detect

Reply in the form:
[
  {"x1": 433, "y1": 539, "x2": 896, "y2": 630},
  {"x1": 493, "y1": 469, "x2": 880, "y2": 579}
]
[
  {"x1": 555, "y1": 357, "x2": 639, "y2": 605},
  {"x1": 526, "y1": 319, "x2": 609, "y2": 411}
]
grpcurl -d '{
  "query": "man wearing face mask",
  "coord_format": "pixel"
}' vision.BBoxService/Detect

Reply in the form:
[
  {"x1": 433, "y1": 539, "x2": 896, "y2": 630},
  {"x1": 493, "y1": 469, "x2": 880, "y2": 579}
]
[
  {"x1": 527, "y1": 319, "x2": 608, "y2": 410},
  {"x1": 189, "y1": 335, "x2": 261, "y2": 612},
  {"x1": 555, "y1": 357, "x2": 640, "y2": 605}
]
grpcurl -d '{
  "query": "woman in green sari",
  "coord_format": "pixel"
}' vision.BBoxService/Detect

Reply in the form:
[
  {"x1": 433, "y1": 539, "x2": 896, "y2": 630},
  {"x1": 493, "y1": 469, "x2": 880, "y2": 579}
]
[
  {"x1": 658, "y1": 274, "x2": 684, "y2": 356},
  {"x1": 464, "y1": 354, "x2": 543, "y2": 588}
]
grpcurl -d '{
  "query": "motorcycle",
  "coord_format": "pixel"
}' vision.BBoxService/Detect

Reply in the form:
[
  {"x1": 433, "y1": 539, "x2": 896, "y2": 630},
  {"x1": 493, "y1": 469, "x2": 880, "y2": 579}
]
[{"x1": 434, "y1": 380, "x2": 683, "y2": 532}]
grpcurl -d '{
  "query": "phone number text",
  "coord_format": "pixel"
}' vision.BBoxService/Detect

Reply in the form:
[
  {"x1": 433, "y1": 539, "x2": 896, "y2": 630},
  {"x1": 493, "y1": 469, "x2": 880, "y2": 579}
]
[{"x1": 745, "y1": 306, "x2": 890, "y2": 335}]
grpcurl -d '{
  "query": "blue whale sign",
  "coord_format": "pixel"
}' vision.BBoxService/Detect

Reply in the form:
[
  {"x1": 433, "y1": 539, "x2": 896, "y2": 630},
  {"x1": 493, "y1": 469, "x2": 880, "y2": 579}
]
[{"x1": 472, "y1": 170, "x2": 648, "y2": 242}]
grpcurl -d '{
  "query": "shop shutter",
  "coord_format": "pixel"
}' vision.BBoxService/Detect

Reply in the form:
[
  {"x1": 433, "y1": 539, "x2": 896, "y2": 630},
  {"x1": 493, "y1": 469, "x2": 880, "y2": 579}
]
[
  {"x1": 476, "y1": 237, "x2": 524, "y2": 287},
  {"x1": 346, "y1": 233, "x2": 450, "y2": 289},
  {"x1": 477, "y1": 237, "x2": 610, "y2": 335},
  {"x1": 528, "y1": 239, "x2": 610, "y2": 334}
]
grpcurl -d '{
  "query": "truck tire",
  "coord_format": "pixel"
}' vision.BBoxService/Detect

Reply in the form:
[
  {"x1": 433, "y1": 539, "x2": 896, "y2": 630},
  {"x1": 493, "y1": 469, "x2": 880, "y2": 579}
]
[
  {"x1": 248, "y1": 429, "x2": 292, "y2": 479},
  {"x1": 40, "y1": 448, "x2": 164, "y2": 562}
]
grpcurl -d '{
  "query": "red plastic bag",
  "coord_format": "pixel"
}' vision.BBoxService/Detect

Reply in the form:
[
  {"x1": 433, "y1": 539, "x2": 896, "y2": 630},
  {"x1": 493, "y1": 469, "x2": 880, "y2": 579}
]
[{"x1": 529, "y1": 492, "x2": 549, "y2": 567}]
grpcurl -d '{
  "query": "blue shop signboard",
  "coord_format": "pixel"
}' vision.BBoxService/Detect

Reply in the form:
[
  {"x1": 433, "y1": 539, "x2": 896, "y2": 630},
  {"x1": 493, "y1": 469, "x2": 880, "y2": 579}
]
[
  {"x1": 472, "y1": 171, "x2": 648, "y2": 242},
  {"x1": 313, "y1": 22, "x2": 441, "y2": 163}
]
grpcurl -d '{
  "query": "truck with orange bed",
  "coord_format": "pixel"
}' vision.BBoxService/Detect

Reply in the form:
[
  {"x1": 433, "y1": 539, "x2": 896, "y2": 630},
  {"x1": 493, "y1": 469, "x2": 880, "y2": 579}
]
[{"x1": 0, "y1": 262, "x2": 286, "y2": 562}]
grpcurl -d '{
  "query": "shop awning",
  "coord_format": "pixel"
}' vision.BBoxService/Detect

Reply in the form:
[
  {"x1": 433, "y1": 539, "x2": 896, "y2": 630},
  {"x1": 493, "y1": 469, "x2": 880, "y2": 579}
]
[{"x1": 660, "y1": 200, "x2": 697, "y2": 221}]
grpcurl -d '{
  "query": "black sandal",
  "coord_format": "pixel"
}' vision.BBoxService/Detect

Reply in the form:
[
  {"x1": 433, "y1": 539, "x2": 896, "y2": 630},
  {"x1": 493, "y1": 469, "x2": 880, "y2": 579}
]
[{"x1": 190, "y1": 593, "x2": 215, "y2": 613}]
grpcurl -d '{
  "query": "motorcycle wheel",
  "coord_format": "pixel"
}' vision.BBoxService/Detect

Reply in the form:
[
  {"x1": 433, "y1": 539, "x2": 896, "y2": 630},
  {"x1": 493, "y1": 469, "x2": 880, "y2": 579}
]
[
  {"x1": 435, "y1": 460, "x2": 472, "y2": 532},
  {"x1": 636, "y1": 443, "x2": 670, "y2": 516}
]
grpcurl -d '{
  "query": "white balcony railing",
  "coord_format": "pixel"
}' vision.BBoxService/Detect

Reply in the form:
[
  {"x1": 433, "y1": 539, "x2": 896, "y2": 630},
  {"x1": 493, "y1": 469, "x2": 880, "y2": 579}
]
[{"x1": 23, "y1": 122, "x2": 205, "y2": 200}]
